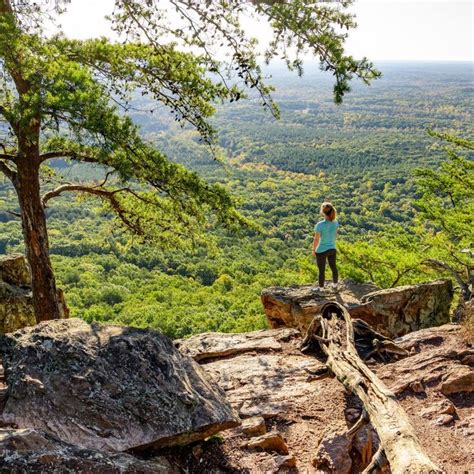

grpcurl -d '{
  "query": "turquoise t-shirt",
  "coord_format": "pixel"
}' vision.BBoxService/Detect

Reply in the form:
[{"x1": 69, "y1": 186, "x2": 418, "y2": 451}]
[{"x1": 314, "y1": 219, "x2": 339, "y2": 253}]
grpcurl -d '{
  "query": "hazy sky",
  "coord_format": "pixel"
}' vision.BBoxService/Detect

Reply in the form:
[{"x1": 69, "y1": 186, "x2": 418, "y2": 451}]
[{"x1": 59, "y1": 1, "x2": 473, "y2": 62}]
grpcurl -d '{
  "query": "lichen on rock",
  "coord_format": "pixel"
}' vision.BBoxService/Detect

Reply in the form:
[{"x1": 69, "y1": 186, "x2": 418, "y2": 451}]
[
  {"x1": 0, "y1": 254, "x2": 68, "y2": 334},
  {"x1": 0, "y1": 318, "x2": 240, "y2": 452}
]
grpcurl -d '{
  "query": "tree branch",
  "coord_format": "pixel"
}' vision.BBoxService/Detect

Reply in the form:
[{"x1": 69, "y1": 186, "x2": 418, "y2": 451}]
[
  {"x1": 5, "y1": 209, "x2": 20, "y2": 218},
  {"x1": 39, "y1": 150, "x2": 98, "y2": 164},
  {"x1": 0, "y1": 159, "x2": 16, "y2": 182},
  {"x1": 41, "y1": 181, "x2": 188, "y2": 240},
  {"x1": 423, "y1": 258, "x2": 471, "y2": 301},
  {"x1": 390, "y1": 266, "x2": 420, "y2": 288},
  {"x1": 42, "y1": 183, "x2": 124, "y2": 206},
  {"x1": 42, "y1": 183, "x2": 147, "y2": 235}
]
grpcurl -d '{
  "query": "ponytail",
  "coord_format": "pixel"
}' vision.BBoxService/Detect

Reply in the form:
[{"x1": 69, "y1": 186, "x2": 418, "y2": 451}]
[{"x1": 321, "y1": 202, "x2": 337, "y2": 221}]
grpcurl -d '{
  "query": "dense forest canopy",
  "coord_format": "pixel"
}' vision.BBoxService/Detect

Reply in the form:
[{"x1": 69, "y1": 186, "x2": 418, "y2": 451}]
[{"x1": 1, "y1": 61, "x2": 472, "y2": 338}]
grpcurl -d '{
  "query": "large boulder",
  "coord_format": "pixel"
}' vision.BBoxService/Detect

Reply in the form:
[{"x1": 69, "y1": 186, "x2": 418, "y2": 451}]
[
  {"x1": 262, "y1": 279, "x2": 453, "y2": 337},
  {"x1": 0, "y1": 318, "x2": 240, "y2": 452},
  {"x1": 0, "y1": 254, "x2": 68, "y2": 333},
  {"x1": 261, "y1": 279, "x2": 378, "y2": 333},
  {"x1": 383, "y1": 325, "x2": 474, "y2": 396},
  {"x1": 351, "y1": 280, "x2": 454, "y2": 337}
]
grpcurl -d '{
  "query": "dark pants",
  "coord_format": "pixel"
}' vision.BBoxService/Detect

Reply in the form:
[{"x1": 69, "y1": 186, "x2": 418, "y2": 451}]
[{"x1": 315, "y1": 249, "x2": 338, "y2": 287}]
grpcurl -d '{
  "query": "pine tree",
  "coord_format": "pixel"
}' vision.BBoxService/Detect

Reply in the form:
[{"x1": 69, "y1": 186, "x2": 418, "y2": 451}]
[{"x1": 0, "y1": 0, "x2": 379, "y2": 321}]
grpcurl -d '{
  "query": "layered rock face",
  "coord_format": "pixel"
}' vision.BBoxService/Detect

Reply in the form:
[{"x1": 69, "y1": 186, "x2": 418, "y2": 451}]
[
  {"x1": 176, "y1": 324, "x2": 473, "y2": 473},
  {"x1": 262, "y1": 279, "x2": 453, "y2": 337},
  {"x1": 0, "y1": 318, "x2": 240, "y2": 452},
  {"x1": 176, "y1": 328, "x2": 299, "y2": 362},
  {"x1": 0, "y1": 254, "x2": 68, "y2": 333}
]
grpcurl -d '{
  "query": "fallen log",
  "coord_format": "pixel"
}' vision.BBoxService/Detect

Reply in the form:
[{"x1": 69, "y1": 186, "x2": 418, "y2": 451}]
[{"x1": 304, "y1": 301, "x2": 443, "y2": 474}]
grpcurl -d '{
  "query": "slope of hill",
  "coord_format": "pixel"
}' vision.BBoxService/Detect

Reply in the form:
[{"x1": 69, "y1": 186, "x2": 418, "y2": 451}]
[{"x1": 0, "y1": 62, "x2": 472, "y2": 337}]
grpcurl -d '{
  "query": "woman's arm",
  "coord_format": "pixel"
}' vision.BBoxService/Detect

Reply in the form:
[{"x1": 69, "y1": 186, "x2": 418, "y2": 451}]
[{"x1": 312, "y1": 232, "x2": 320, "y2": 256}]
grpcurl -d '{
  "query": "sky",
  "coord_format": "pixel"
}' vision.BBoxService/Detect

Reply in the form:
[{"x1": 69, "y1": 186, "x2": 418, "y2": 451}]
[{"x1": 58, "y1": 1, "x2": 473, "y2": 62}]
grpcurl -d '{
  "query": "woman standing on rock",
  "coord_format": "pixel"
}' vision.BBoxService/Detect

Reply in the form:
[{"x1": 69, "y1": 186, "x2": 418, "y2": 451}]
[{"x1": 312, "y1": 202, "x2": 339, "y2": 289}]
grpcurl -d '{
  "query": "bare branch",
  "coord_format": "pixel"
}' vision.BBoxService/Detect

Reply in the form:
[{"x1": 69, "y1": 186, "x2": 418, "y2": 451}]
[
  {"x1": 423, "y1": 258, "x2": 471, "y2": 300},
  {"x1": 0, "y1": 159, "x2": 16, "y2": 181},
  {"x1": 42, "y1": 183, "x2": 120, "y2": 206},
  {"x1": 42, "y1": 183, "x2": 146, "y2": 235},
  {"x1": 5, "y1": 209, "x2": 20, "y2": 218},
  {"x1": 41, "y1": 181, "x2": 188, "y2": 240}
]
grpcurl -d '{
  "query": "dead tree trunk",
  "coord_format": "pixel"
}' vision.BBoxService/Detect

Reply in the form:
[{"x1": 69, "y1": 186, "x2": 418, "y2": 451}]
[{"x1": 312, "y1": 302, "x2": 443, "y2": 474}]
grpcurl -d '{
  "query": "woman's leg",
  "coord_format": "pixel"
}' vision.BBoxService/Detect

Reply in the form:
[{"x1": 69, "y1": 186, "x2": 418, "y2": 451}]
[
  {"x1": 315, "y1": 252, "x2": 327, "y2": 287},
  {"x1": 327, "y1": 249, "x2": 338, "y2": 284}
]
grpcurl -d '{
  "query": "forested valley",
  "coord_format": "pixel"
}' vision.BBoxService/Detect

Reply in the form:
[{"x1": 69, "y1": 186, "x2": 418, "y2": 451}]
[{"x1": 1, "y1": 61, "x2": 472, "y2": 339}]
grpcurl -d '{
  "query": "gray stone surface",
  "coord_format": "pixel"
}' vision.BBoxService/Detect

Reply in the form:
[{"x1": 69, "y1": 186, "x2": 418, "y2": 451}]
[
  {"x1": 0, "y1": 254, "x2": 68, "y2": 333},
  {"x1": 262, "y1": 279, "x2": 453, "y2": 337},
  {"x1": 0, "y1": 428, "x2": 177, "y2": 473},
  {"x1": 0, "y1": 318, "x2": 240, "y2": 452},
  {"x1": 176, "y1": 328, "x2": 299, "y2": 361}
]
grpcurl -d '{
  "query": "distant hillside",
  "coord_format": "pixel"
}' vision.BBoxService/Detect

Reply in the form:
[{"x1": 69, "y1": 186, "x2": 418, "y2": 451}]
[{"x1": 0, "y1": 62, "x2": 472, "y2": 337}]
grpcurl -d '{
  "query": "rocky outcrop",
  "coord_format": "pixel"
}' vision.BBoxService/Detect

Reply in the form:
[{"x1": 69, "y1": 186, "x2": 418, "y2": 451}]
[
  {"x1": 0, "y1": 428, "x2": 177, "y2": 473},
  {"x1": 383, "y1": 325, "x2": 474, "y2": 396},
  {"x1": 1, "y1": 321, "x2": 472, "y2": 472},
  {"x1": 0, "y1": 318, "x2": 240, "y2": 452},
  {"x1": 182, "y1": 324, "x2": 473, "y2": 472},
  {"x1": 262, "y1": 279, "x2": 453, "y2": 337},
  {"x1": 261, "y1": 279, "x2": 377, "y2": 334},
  {"x1": 0, "y1": 254, "x2": 68, "y2": 333},
  {"x1": 0, "y1": 254, "x2": 31, "y2": 287},
  {"x1": 203, "y1": 341, "x2": 324, "y2": 420}
]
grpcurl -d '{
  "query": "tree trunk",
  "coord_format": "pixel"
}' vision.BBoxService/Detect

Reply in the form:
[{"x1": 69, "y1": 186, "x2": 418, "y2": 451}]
[
  {"x1": 312, "y1": 302, "x2": 443, "y2": 474},
  {"x1": 14, "y1": 159, "x2": 62, "y2": 322}
]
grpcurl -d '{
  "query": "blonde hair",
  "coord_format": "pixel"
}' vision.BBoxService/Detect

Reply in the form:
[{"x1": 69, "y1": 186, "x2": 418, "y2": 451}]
[{"x1": 320, "y1": 202, "x2": 337, "y2": 221}]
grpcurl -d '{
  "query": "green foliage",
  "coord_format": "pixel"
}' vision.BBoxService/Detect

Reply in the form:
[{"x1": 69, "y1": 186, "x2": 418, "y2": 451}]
[
  {"x1": 414, "y1": 131, "x2": 473, "y2": 298},
  {"x1": 415, "y1": 131, "x2": 473, "y2": 250},
  {"x1": 338, "y1": 231, "x2": 430, "y2": 288},
  {"x1": 0, "y1": 13, "x2": 250, "y2": 242},
  {"x1": 112, "y1": 0, "x2": 380, "y2": 108},
  {"x1": 1, "y1": 60, "x2": 471, "y2": 338},
  {"x1": 0, "y1": 0, "x2": 378, "y2": 263}
]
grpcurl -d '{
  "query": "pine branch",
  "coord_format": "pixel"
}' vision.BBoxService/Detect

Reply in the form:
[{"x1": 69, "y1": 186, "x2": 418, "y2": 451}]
[
  {"x1": 39, "y1": 150, "x2": 98, "y2": 164},
  {"x1": 41, "y1": 182, "x2": 185, "y2": 239}
]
